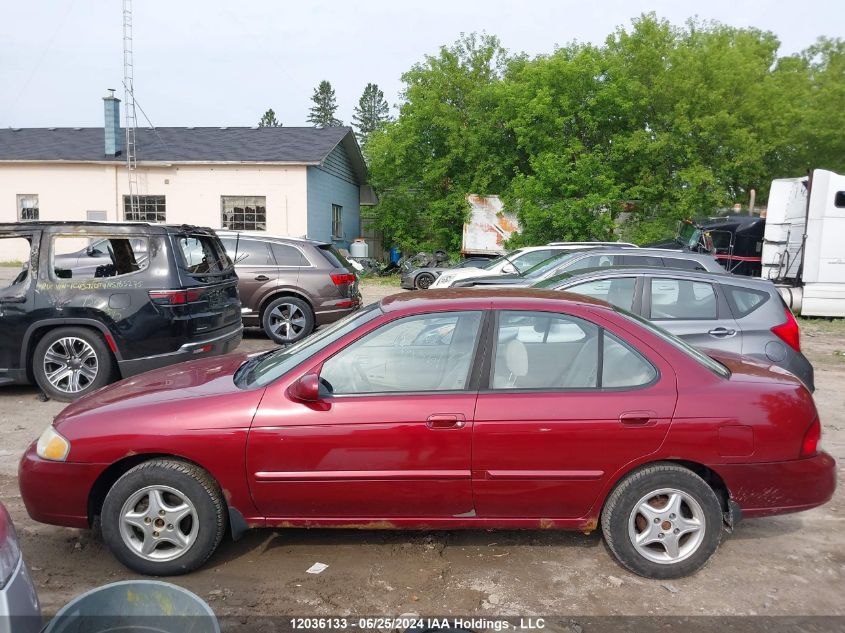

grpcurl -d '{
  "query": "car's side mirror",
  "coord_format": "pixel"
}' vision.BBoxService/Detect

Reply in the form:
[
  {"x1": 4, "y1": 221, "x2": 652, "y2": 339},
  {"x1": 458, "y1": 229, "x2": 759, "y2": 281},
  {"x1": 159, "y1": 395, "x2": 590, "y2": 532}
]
[
  {"x1": 502, "y1": 264, "x2": 516, "y2": 274},
  {"x1": 288, "y1": 373, "x2": 322, "y2": 402}
]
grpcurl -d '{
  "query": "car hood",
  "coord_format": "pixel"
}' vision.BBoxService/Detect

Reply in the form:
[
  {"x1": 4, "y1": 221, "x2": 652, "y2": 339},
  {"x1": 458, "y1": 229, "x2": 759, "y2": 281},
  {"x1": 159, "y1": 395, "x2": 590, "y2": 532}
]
[
  {"x1": 56, "y1": 352, "x2": 260, "y2": 423},
  {"x1": 432, "y1": 267, "x2": 486, "y2": 286}
]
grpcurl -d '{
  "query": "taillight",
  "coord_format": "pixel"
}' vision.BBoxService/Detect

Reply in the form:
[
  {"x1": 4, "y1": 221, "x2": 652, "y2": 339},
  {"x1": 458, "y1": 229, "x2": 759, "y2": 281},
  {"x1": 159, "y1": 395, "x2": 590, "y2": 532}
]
[
  {"x1": 148, "y1": 289, "x2": 204, "y2": 305},
  {"x1": 330, "y1": 273, "x2": 356, "y2": 286},
  {"x1": 771, "y1": 306, "x2": 801, "y2": 352},
  {"x1": 0, "y1": 505, "x2": 21, "y2": 590},
  {"x1": 800, "y1": 417, "x2": 821, "y2": 458}
]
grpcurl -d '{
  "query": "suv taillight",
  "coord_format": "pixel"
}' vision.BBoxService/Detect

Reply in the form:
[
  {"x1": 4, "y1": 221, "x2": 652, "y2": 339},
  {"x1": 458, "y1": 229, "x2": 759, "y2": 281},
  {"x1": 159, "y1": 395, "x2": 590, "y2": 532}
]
[
  {"x1": 800, "y1": 417, "x2": 821, "y2": 458},
  {"x1": 0, "y1": 505, "x2": 21, "y2": 590},
  {"x1": 148, "y1": 289, "x2": 204, "y2": 305},
  {"x1": 771, "y1": 306, "x2": 801, "y2": 352},
  {"x1": 330, "y1": 273, "x2": 356, "y2": 286}
]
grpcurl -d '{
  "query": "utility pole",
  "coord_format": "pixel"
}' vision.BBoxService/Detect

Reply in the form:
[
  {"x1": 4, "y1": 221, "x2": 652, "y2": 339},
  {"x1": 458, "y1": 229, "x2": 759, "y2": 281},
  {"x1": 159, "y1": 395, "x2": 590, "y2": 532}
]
[
  {"x1": 748, "y1": 189, "x2": 756, "y2": 216},
  {"x1": 122, "y1": 0, "x2": 139, "y2": 220}
]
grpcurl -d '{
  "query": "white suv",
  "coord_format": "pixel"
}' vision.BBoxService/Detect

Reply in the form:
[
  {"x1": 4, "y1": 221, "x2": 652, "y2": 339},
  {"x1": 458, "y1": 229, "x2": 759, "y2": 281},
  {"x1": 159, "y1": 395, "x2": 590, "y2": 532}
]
[{"x1": 430, "y1": 243, "x2": 636, "y2": 288}]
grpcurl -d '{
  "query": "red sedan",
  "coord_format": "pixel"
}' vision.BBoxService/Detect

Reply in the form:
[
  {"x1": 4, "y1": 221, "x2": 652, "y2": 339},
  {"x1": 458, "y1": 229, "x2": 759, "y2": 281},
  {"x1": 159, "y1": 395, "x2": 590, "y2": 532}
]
[{"x1": 19, "y1": 290, "x2": 835, "y2": 578}]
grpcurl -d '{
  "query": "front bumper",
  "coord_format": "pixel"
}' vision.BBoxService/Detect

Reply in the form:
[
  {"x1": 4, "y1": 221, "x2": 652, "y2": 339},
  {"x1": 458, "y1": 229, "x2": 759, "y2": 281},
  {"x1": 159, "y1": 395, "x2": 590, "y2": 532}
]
[
  {"x1": 117, "y1": 324, "x2": 243, "y2": 377},
  {"x1": 715, "y1": 451, "x2": 836, "y2": 518},
  {"x1": 0, "y1": 557, "x2": 41, "y2": 633},
  {"x1": 19, "y1": 444, "x2": 107, "y2": 529},
  {"x1": 400, "y1": 275, "x2": 416, "y2": 290}
]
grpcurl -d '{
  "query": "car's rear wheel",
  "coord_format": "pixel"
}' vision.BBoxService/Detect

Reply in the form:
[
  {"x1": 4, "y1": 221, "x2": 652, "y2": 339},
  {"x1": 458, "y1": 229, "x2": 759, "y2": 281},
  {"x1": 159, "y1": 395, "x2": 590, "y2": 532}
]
[
  {"x1": 416, "y1": 272, "x2": 435, "y2": 290},
  {"x1": 101, "y1": 459, "x2": 226, "y2": 576},
  {"x1": 32, "y1": 327, "x2": 114, "y2": 402},
  {"x1": 601, "y1": 463, "x2": 723, "y2": 579},
  {"x1": 262, "y1": 296, "x2": 314, "y2": 344}
]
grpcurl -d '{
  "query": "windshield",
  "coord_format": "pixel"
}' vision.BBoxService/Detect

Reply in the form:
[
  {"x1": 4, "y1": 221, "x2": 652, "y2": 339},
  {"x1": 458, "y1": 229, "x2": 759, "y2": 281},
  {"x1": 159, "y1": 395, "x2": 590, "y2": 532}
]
[
  {"x1": 482, "y1": 250, "x2": 521, "y2": 271},
  {"x1": 522, "y1": 251, "x2": 584, "y2": 279},
  {"x1": 676, "y1": 222, "x2": 700, "y2": 248},
  {"x1": 236, "y1": 304, "x2": 381, "y2": 389},
  {"x1": 617, "y1": 308, "x2": 731, "y2": 378}
]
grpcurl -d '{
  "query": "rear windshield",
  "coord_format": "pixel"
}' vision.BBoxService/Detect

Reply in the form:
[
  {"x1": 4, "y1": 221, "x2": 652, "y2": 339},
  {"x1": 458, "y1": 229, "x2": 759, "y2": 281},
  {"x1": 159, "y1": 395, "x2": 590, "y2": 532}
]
[
  {"x1": 175, "y1": 234, "x2": 231, "y2": 277},
  {"x1": 318, "y1": 244, "x2": 353, "y2": 270},
  {"x1": 617, "y1": 308, "x2": 731, "y2": 378}
]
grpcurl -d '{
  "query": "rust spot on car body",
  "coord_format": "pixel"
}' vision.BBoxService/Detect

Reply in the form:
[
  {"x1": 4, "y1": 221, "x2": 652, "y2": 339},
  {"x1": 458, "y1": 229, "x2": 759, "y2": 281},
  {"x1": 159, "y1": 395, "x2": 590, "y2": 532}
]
[
  {"x1": 539, "y1": 518, "x2": 555, "y2": 529},
  {"x1": 582, "y1": 517, "x2": 598, "y2": 534}
]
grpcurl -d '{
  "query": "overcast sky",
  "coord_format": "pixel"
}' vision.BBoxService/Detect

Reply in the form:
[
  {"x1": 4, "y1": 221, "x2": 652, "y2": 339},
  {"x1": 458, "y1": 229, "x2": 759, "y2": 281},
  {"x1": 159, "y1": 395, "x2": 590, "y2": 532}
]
[{"x1": 1, "y1": 0, "x2": 842, "y2": 129}]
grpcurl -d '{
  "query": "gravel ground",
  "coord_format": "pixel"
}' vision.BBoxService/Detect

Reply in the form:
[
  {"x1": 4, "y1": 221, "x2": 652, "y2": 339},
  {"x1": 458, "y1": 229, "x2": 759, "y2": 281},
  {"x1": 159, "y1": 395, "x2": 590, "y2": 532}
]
[{"x1": 0, "y1": 280, "x2": 843, "y2": 623}]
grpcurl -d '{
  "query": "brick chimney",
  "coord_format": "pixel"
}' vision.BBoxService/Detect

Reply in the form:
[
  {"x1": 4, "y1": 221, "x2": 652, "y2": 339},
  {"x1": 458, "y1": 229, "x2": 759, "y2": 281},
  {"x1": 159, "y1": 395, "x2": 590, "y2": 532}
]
[{"x1": 103, "y1": 89, "x2": 123, "y2": 157}]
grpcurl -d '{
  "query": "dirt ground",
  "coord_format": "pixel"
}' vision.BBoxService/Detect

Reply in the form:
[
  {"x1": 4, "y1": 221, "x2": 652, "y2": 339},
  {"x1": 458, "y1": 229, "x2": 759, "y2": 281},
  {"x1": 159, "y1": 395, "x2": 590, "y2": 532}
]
[{"x1": 0, "y1": 280, "x2": 843, "y2": 622}]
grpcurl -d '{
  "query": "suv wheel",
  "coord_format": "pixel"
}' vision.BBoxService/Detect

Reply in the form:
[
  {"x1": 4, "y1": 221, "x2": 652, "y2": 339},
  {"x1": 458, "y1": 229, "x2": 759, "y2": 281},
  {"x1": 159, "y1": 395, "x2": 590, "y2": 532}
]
[
  {"x1": 101, "y1": 459, "x2": 226, "y2": 575},
  {"x1": 262, "y1": 296, "x2": 314, "y2": 344},
  {"x1": 32, "y1": 327, "x2": 114, "y2": 401},
  {"x1": 601, "y1": 463, "x2": 723, "y2": 579}
]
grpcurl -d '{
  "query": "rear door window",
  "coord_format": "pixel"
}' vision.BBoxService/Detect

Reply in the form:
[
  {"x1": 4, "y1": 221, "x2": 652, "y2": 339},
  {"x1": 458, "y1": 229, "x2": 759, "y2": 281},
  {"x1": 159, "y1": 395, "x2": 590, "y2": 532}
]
[
  {"x1": 52, "y1": 235, "x2": 148, "y2": 280},
  {"x1": 272, "y1": 243, "x2": 307, "y2": 267},
  {"x1": 0, "y1": 235, "x2": 33, "y2": 295},
  {"x1": 566, "y1": 277, "x2": 637, "y2": 310},
  {"x1": 567, "y1": 253, "x2": 619, "y2": 271},
  {"x1": 176, "y1": 234, "x2": 227, "y2": 275},
  {"x1": 220, "y1": 238, "x2": 273, "y2": 266},
  {"x1": 723, "y1": 285, "x2": 770, "y2": 318},
  {"x1": 649, "y1": 278, "x2": 717, "y2": 320}
]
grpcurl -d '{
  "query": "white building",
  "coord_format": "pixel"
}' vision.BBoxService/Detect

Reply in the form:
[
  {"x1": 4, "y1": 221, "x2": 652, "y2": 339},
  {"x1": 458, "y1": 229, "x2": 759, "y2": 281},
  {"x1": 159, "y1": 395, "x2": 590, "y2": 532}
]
[{"x1": 0, "y1": 92, "x2": 376, "y2": 261}]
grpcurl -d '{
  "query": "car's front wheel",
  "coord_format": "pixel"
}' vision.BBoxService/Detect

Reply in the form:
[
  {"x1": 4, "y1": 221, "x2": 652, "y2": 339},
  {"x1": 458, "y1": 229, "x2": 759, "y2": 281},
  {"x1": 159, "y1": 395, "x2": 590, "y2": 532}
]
[
  {"x1": 32, "y1": 327, "x2": 114, "y2": 401},
  {"x1": 601, "y1": 463, "x2": 723, "y2": 579},
  {"x1": 262, "y1": 296, "x2": 315, "y2": 344},
  {"x1": 415, "y1": 272, "x2": 435, "y2": 290},
  {"x1": 101, "y1": 459, "x2": 226, "y2": 575}
]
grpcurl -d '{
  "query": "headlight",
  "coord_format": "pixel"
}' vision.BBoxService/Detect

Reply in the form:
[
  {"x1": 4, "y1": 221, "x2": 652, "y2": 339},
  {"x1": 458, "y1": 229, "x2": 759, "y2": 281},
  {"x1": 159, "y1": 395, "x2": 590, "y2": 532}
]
[
  {"x1": 437, "y1": 274, "x2": 455, "y2": 286},
  {"x1": 36, "y1": 425, "x2": 70, "y2": 461}
]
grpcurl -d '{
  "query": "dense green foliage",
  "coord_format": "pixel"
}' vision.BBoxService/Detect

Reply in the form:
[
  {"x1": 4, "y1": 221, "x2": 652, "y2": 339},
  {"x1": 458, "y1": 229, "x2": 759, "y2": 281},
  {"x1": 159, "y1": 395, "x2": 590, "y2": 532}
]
[
  {"x1": 352, "y1": 83, "x2": 391, "y2": 147},
  {"x1": 258, "y1": 108, "x2": 281, "y2": 127},
  {"x1": 366, "y1": 16, "x2": 845, "y2": 253},
  {"x1": 308, "y1": 80, "x2": 343, "y2": 127}
]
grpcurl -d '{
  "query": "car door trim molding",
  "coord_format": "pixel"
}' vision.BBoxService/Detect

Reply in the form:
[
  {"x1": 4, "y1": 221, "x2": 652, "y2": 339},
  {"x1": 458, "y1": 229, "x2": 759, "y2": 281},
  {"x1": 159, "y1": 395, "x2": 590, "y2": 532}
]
[
  {"x1": 254, "y1": 469, "x2": 471, "y2": 481},
  {"x1": 482, "y1": 469, "x2": 605, "y2": 480}
]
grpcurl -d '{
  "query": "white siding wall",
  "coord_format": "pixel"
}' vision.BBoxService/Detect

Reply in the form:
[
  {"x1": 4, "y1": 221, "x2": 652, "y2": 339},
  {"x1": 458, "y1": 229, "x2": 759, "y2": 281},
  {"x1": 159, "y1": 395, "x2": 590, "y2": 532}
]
[{"x1": 0, "y1": 162, "x2": 310, "y2": 261}]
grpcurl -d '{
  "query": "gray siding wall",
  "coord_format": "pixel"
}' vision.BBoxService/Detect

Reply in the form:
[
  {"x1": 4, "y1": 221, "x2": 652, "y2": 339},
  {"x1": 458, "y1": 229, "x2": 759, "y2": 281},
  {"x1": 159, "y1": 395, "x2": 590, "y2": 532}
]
[{"x1": 306, "y1": 143, "x2": 360, "y2": 248}]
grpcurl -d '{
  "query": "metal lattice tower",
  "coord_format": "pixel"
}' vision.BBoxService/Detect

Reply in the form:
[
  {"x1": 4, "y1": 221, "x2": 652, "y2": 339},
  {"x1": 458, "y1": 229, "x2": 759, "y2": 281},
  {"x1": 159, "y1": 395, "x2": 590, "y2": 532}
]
[{"x1": 122, "y1": 0, "x2": 139, "y2": 219}]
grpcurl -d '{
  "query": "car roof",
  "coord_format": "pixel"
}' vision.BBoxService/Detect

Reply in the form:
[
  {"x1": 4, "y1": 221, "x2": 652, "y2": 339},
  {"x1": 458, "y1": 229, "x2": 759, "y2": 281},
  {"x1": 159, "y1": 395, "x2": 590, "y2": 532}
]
[
  {"x1": 569, "y1": 246, "x2": 715, "y2": 259},
  {"x1": 215, "y1": 230, "x2": 323, "y2": 246},
  {"x1": 543, "y1": 266, "x2": 776, "y2": 289},
  {"x1": 380, "y1": 288, "x2": 612, "y2": 313},
  {"x1": 0, "y1": 221, "x2": 213, "y2": 235}
]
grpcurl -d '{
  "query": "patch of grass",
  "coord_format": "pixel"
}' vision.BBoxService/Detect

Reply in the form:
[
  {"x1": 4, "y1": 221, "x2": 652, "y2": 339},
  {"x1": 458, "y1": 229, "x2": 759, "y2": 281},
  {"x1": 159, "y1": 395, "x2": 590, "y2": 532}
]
[
  {"x1": 797, "y1": 316, "x2": 845, "y2": 336},
  {"x1": 0, "y1": 260, "x2": 24, "y2": 267},
  {"x1": 360, "y1": 275, "x2": 402, "y2": 287}
]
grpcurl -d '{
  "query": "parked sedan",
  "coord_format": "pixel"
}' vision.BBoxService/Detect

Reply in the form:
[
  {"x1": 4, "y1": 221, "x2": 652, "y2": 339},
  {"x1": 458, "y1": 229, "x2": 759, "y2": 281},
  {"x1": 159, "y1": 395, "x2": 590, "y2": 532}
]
[
  {"x1": 535, "y1": 267, "x2": 814, "y2": 390},
  {"x1": 400, "y1": 258, "x2": 493, "y2": 290},
  {"x1": 0, "y1": 502, "x2": 41, "y2": 633},
  {"x1": 19, "y1": 291, "x2": 835, "y2": 579}
]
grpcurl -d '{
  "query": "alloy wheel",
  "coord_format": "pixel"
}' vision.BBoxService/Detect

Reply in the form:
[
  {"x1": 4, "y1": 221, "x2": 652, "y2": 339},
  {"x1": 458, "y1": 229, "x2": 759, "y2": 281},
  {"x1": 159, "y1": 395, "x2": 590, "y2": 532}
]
[
  {"x1": 119, "y1": 485, "x2": 199, "y2": 562},
  {"x1": 627, "y1": 487, "x2": 706, "y2": 564},
  {"x1": 42, "y1": 336, "x2": 99, "y2": 394},
  {"x1": 268, "y1": 302, "x2": 307, "y2": 341}
]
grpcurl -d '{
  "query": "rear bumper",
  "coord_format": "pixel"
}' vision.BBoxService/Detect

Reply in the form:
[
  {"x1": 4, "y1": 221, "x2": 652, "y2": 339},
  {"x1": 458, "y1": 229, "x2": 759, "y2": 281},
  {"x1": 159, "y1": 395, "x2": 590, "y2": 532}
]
[
  {"x1": 117, "y1": 324, "x2": 243, "y2": 377},
  {"x1": 0, "y1": 557, "x2": 41, "y2": 633},
  {"x1": 18, "y1": 444, "x2": 106, "y2": 528},
  {"x1": 714, "y1": 451, "x2": 836, "y2": 518}
]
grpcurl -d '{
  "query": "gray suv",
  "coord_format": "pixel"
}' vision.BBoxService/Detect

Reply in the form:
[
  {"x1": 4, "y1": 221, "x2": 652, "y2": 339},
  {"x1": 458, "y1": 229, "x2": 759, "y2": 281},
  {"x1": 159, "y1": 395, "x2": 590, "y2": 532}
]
[
  {"x1": 536, "y1": 267, "x2": 814, "y2": 390},
  {"x1": 217, "y1": 231, "x2": 361, "y2": 344}
]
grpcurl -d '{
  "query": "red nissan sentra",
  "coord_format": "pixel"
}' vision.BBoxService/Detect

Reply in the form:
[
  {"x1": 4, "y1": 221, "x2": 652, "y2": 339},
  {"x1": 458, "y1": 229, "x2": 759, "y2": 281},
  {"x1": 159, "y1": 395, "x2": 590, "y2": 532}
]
[{"x1": 19, "y1": 290, "x2": 835, "y2": 579}]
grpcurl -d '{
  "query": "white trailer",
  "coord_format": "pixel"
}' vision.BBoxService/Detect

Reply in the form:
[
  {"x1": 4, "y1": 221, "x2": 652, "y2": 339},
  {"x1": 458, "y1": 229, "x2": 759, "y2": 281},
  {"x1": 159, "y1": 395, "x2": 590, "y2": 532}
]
[
  {"x1": 462, "y1": 194, "x2": 520, "y2": 256},
  {"x1": 762, "y1": 169, "x2": 845, "y2": 317}
]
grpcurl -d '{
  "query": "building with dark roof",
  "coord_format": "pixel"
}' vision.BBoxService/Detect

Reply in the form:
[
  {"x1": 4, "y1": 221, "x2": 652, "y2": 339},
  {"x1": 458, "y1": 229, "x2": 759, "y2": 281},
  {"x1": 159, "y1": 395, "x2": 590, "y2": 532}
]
[{"x1": 0, "y1": 92, "x2": 377, "y2": 248}]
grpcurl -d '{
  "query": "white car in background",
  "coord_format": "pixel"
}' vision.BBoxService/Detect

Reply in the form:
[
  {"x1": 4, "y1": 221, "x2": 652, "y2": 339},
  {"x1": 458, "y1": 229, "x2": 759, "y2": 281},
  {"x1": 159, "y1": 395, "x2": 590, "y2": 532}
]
[{"x1": 430, "y1": 242, "x2": 637, "y2": 289}]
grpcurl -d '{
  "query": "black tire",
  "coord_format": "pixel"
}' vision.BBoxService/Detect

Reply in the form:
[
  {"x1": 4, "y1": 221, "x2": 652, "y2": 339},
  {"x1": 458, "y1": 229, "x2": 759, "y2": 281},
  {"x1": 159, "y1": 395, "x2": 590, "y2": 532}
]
[
  {"x1": 262, "y1": 296, "x2": 315, "y2": 344},
  {"x1": 101, "y1": 459, "x2": 226, "y2": 576},
  {"x1": 601, "y1": 463, "x2": 723, "y2": 579},
  {"x1": 32, "y1": 326, "x2": 114, "y2": 402},
  {"x1": 416, "y1": 273, "x2": 435, "y2": 290}
]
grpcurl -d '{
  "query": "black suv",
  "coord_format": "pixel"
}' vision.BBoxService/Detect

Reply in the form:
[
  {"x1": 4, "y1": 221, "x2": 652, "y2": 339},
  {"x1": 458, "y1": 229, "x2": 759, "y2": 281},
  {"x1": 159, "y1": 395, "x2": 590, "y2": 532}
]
[{"x1": 0, "y1": 222, "x2": 242, "y2": 401}]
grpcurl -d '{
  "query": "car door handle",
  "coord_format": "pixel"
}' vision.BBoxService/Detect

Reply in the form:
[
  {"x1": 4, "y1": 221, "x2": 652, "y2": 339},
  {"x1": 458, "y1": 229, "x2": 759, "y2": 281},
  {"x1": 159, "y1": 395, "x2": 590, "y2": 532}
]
[
  {"x1": 619, "y1": 411, "x2": 657, "y2": 425},
  {"x1": 254, "y1": 275, "x2": 270, "y2": 281},
  {"x1": 427, "y1": 414, "x2": 466, "y2": 429},
  {"x1": 708, "y1": 327, "x2": 736, "y2": 338}
]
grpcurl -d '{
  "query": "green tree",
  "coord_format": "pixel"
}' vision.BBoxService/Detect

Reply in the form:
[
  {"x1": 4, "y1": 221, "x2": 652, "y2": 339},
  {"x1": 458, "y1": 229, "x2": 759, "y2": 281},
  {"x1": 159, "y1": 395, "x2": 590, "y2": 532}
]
[
  {"x1": 307, "y1": 80, "x2": 343, "y2": 127},
  {"x1": 352, "y1": 83, "x2": 390, "y2": 147},
  {"x1": 258, "y1": 108, "x2": 281, "y2": 127}
]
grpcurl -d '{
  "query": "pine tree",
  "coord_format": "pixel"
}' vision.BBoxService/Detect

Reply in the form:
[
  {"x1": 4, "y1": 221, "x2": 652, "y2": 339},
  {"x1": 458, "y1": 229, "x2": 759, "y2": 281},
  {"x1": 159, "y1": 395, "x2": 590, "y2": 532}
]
[
  {"x1": 352, "y1": 83, "x2": 390, "y2": 146},
  {"x1": 258, "y1": 108, "x2": 281, "y2": 127},
  {"x1": 307, "y1": 80, "x2": 343, "y2": 127}
]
